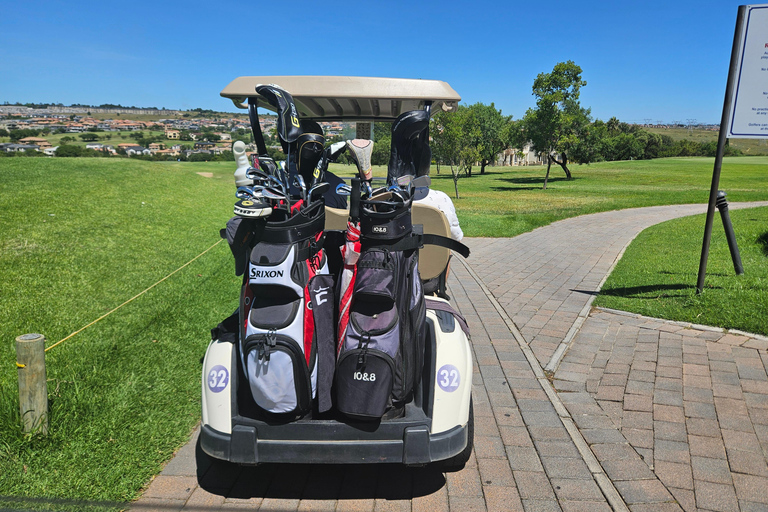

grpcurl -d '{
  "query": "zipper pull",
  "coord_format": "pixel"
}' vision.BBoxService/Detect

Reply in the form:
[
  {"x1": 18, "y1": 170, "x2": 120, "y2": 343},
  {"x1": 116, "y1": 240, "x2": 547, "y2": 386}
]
[
  {"x1": 263, "y1": 329, "x2": 277, "y2": 362},
  {"x1": 357, "y1": 333, "x2": 371, "y2": 365}
]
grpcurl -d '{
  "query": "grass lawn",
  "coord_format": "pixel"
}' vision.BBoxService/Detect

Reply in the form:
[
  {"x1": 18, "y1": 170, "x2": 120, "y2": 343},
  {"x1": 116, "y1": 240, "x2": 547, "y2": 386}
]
[
  {"x1": 645, "y1": 126, "x2": 768, "y2": 155},
  {"x1": 0, "y1": 158, "x2": 239, "y2": 508},
  {"x1": 594, "y1": 207, "x2": 768, "y2": 336},
  {"x1": 0, "y1": 155, "x2": 767, "y2": 508},
  {"x1": 338, "y1": 157, "x2": 768, "y2": 238}
]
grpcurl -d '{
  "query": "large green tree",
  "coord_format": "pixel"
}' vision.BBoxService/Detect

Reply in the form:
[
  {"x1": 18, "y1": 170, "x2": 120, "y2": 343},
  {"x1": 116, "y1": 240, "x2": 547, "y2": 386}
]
[
  {"x1": 520, "y1": 60, "x2": 594, "y2": 188},
  {"x1": 466, "y1": 102, "x2": 512, "y2": 174},
  {"x1": 431, "y1": 106, "x2": 481, "y2": 199}
]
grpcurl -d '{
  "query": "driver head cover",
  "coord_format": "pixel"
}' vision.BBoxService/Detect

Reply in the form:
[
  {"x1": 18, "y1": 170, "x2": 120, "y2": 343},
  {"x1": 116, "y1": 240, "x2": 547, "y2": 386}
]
[
  {"x1": 346, "y1": 139, "x2": 373, "y2": 181},
  {"x1": 234, "y1": 198, "x2": 272, "y2": 218}
]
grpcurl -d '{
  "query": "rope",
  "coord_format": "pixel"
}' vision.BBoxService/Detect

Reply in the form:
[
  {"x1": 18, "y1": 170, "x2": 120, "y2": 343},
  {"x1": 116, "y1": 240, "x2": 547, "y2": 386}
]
[{"x1": 44, "y1": 239, "x2": 224, "y2": 353}]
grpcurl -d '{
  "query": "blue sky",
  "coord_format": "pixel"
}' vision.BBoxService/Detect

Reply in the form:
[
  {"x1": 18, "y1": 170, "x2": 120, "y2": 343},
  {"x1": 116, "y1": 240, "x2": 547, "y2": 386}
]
[{"x1": 0, "y1": 0, "x2": 750, "y2": 124}]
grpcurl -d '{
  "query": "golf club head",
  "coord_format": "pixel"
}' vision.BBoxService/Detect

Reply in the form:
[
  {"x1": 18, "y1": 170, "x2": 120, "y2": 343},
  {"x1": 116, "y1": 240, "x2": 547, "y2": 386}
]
[
  {"x1": 236, "y1": 186, "x2": 255, "y2": 200},
  {"x1": 328, "y1": 141, "x2": 348, "y2": 161},
  {"x1": 336, "y1": 183, "x2": 352, "y2": 196},
  {"x1": 308, "y1": 182, "x2": 330, "y2": 203},
  {"x1": 256, "y1": 156, "x2": 279, "y2": 177}
]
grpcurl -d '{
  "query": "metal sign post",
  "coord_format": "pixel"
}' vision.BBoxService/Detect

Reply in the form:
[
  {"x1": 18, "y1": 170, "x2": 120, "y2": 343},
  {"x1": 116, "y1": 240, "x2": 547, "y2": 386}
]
[{"x1": 696, "y1": 4, "x2": 768, "y2": 293}]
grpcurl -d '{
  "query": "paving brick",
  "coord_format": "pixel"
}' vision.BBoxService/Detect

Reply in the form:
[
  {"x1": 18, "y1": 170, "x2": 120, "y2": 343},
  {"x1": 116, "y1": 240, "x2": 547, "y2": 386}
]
[
  {"x1": 623, "y1": 411, "x2": 653, "y2": 430},
  {"x1": 691, "y1": 456, "x2": 733, "y2": 485},
  {"x1": 550, "y1": 478, "x2": 604, "y2": 501},
  {"x1": 559, "y1": 501, "x2": 612, "y2": 512},
  {"x1": 653, "y1": 440, "x2": 690, "y2": 464},
  {"x1": 448, "y1": 496, "x2": 487, "y2": 512},
  {"x1": 653, "y1": 421, "x2": 688, "y2": 442},
  {"x1": 445, "y1": 466, "x2": 483, "y2": 497},
  {"x1": 684, "y1": 400, "x2": 717, "y2": 419},
  {"x1": 732, "y1": 474, "x2": 768, "y2": 504},
  {"x1": 514, "y1": 471, "x2": 556, "y2": 500},
  {"x1": 483, "y1": 485, "x2": 524, "y2": 512},
  {"x1": 624, "y1": 394, "x2": 654, "y2": 412},
  {"x1": 654, "y1": 404, "x2": 685, "y2": 423},
  {"x1": 599, "y1": 458, "x2": 656, "y2": 481},
  {"x1": 533, "y1": 440, "x2": 581, "y2": 459},
  {"x1": 132, "y1": 498, "x2": 185, "y2": 511},
  {"x1": 580, "y1": 428, "x2": 627, "y2": 444},
  {"x1": 521, "y1": 499, "x2": 563, "y2": 511},
  {"x1": 507, "y1": 446, "x2": 545, "y2": 472},
  {"x1": 474, "y1": 435, "x2": 507, "y2": 459},
  {"x1": 478, "y1": 457, "x2": 515, "y2": 487},
  {"x1": 590, "y1": 442, "x2": 639, "y2": 461},
  {"x1": 141, "y1": 476, "x2": 198, "y2": 501},
  {"x1": 654, "y1": 460, "x2": 694, "y2": 490},
  {"x1": 694, "y1": 481, "x2": 739, "y2": 512},
  {"x1": 614, "y1": 479, "x2": 674, "y2": 504},
  {"x1": 627, "y1": 504, "x2": 683, "y2": 512},
  {"x1": 667, "y1": 487, "x2": 695, "y2": 512},
  {"x1": 686, "y1": 417, "x2": 722, "y2": 438},
  {"x1": 726, "y1": 448, "x2": 768, "y2": 477},
  {"x1": 722, "y1": 429, "x2": 762, "y2": 453},
  {"x1": 688, "y1": 435, "x2": 726, "y2": 459},
  {"x1": 622, "y1": 428, "x2": 654, "y2": 449},
  {"x1": 184, "y1": 486, "x2": 227, "y2": 509},
  {"x1": 500, "y1": 426, "x2": 535, "y2": 447}
]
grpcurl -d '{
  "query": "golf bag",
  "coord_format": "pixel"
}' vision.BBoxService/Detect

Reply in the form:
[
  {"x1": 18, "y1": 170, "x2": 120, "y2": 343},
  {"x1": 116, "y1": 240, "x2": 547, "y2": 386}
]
[
  {"x1": 240, "y1": 200, "x2": 335, "y2": 417},
  {"x1": 335, "y1": 195, "x2": 426, "y2": 420}
]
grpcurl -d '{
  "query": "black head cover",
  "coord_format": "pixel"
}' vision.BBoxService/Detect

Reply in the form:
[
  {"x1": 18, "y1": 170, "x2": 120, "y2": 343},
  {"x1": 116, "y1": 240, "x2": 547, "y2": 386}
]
[
  {"x1": 295, "y1": 121, "x2": 325, "y2": 184},
  {"x1": 387, "y1": 110, "x2": 431, "y2": 182},
  {"x1": 255, "y1": 84, "x2": 303, "y2": 145}
]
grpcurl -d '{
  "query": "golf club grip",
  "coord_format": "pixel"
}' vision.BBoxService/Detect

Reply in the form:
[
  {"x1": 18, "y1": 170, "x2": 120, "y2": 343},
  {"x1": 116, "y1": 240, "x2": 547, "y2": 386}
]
[{"x1": 350, "y1": 177, "x2": 361, "y2": 221}]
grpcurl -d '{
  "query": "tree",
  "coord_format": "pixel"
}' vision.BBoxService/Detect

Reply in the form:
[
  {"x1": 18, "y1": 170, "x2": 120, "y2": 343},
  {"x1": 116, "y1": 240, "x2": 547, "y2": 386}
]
[
  {"x1": 56, "y1": 145, "x2": 85, "y2": 157},
  {"x1": 520, "y1": 61, "x2": 594, "y2": 188},
  {"x1": 79, "y1": 133, "x2": 99, "y2": 142},
  {"x1": 431, "y1": 106, "x2": 481, "y2": 199},
  {"x1": 466, "y1": 103, "x2": 512, "y2": 174}
]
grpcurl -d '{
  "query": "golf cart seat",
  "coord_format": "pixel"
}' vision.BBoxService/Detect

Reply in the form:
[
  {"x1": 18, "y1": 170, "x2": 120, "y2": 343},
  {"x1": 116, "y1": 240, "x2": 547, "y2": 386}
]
[{"x1": 325, "y1": 202, "x2": 452, "y2": 283}]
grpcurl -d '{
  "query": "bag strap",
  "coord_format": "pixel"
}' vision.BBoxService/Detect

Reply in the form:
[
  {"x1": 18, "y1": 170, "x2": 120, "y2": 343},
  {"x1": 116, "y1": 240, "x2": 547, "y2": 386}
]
[
  {"x1": 363, "y1": 225, "x2": 470, "y2": 258},
  {"x1": 248, "y1": 98, "x2": 268, "y2": 156},
  {"x1": 294, "y1": 234, "x2": 325, "y2": 262},
  {"x1": 425, "y1": 298, "x2": 471, "y2": 339}
]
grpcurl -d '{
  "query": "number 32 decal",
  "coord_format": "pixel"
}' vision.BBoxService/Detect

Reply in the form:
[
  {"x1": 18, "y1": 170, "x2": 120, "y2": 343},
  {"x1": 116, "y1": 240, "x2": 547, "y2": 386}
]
[
  {"x1": 207, "y1": 365, "x2": 229, "y2": 393},
  {"x1": 438, "y1": 364, "x2": 460, "y2": 392}
]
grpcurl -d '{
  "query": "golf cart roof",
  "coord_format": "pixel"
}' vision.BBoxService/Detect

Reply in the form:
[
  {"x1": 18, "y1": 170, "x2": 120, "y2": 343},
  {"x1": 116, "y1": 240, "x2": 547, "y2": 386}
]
[{"x1": 221, "y1": 76, "x2": 461, "y2": 121}]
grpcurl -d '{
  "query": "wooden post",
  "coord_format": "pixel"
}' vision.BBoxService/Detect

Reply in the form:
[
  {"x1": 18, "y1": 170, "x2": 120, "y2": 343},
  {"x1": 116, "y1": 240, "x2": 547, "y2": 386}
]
[{"x1": 15, "y1": 333, "x2": 48, "y2": 435}]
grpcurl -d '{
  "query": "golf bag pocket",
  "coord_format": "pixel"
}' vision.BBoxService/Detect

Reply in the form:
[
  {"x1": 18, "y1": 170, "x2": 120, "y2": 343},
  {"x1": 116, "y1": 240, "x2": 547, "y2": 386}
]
[
  {"x1": 336, "y1": 305, "x2": 400, "y2": 419},
  {"x1": 353, "y1": 248, "x2": 397, "y2": 302},
  {"x1": 241, "y1": 236, "x2": 327, "y2": 417},
  {"x1": 336, "y1": 347, "x2": 395, "y2": 419},
  {"x1": 243, "y1": 333, "x2": 313, "y2": 415}
]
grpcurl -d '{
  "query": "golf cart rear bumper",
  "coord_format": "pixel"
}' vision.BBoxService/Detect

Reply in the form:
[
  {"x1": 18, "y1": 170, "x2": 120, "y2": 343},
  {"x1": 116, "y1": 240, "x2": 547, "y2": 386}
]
[{"x1": 200, "y1": 420, "x2": 467, "y2": 465}]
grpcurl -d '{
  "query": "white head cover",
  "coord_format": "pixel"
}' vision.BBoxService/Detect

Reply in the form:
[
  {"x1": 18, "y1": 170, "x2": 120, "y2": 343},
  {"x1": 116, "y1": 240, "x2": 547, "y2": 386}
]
[{"x1": 346, "y1": 139, "x2": 373, "y2": 181}]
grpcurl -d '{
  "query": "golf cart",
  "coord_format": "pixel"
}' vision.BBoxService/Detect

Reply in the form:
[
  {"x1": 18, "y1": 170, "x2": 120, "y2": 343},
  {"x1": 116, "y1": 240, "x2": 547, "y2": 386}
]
[{"x1": 200, "y1": 76, "x2": 473, "y2": 469}]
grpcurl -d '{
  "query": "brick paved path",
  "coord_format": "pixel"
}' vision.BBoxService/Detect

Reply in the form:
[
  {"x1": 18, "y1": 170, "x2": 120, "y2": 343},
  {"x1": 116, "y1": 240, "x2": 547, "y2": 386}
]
[{"x1": 132, "y1": 202, "x2": 768, "y2": 511}]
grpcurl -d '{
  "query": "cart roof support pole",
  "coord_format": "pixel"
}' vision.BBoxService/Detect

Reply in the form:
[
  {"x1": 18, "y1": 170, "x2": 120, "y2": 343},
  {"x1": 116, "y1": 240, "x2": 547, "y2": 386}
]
[{"x1": 696, "y1": 5, "x2": 747, "y2": 294}]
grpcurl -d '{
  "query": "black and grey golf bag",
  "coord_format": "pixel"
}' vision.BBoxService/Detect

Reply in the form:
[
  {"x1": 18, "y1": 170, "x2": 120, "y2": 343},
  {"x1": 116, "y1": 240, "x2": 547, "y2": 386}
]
[
  {"x1": 335, "y1": 196, "x2": 427, "y2": 420},
  {"x1": 240, "y1": 200, "x2": 335, "y2": 417}
]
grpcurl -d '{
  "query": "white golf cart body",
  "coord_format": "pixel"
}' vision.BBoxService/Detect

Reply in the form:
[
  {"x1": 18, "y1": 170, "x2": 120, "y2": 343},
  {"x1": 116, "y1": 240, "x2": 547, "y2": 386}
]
[{"x1": 201, "y1": 76, "x2": 472, "y2": 466}]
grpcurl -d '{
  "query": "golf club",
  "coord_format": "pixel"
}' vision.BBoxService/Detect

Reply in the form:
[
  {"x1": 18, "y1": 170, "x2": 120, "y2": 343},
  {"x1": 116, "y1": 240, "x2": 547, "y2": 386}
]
[
  {"x1": 307, "y1": 181, "x2": 330, "y2": 206},
  {"x1": 293, "y1": 175, "x2": 307, "y2": 203}
]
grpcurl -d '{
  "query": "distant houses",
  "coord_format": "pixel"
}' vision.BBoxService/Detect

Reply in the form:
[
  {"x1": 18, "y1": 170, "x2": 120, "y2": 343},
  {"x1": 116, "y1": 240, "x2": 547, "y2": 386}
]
[{"x1": 18, "y1": 136, "x2": 52, "y2": 148}]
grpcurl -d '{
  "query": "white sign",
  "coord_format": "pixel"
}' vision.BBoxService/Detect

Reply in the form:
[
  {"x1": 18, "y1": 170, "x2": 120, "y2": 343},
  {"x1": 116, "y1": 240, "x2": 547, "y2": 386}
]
[{"x1": 728, "y1": 5, "x2": 768, "y2": 138}]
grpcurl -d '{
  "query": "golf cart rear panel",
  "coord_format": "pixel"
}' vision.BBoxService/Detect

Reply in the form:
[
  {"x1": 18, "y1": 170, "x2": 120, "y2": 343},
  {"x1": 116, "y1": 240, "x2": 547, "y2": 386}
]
[{"x1": 201, "y1": 315, "x2": 471, "y2": 465}]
